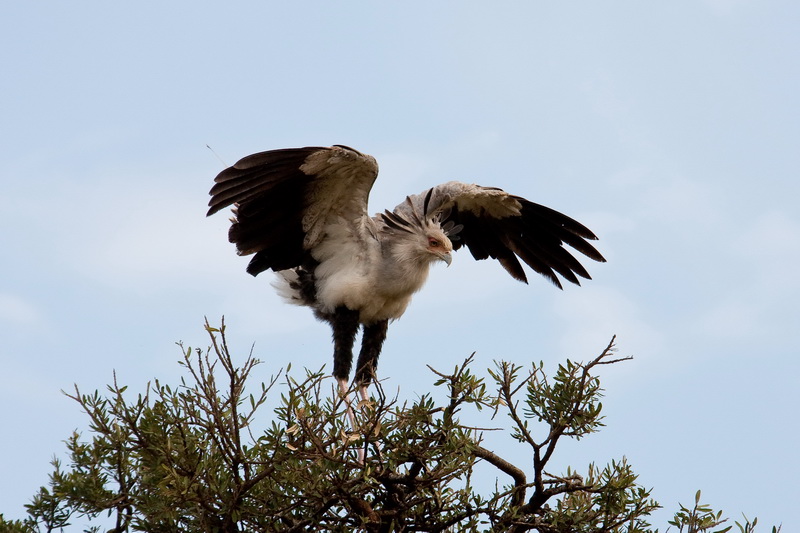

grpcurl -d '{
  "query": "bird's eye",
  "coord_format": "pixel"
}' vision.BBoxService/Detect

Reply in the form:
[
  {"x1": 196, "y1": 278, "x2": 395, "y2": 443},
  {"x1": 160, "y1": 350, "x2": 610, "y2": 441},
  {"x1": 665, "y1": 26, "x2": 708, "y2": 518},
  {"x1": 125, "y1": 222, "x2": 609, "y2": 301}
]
[{"x1": 428, "y1": 238, "x2": 440, "y2": 248}]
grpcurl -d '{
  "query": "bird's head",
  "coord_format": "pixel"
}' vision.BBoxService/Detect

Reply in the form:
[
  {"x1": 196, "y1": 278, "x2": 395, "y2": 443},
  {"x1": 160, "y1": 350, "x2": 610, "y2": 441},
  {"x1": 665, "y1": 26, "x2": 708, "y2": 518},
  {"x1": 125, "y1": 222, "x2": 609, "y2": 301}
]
[
  {"x1": 380, "y1": 201, "x2": 459, "y2": 268},
  {"x1": 380, "y1": 210, "x2": 454, "y2": 268},
  {"x1": 424, "y1": 228, "x2": 453, "y2": 266},
  {"x1": 395, "y1": 225, "x2": 453, "y2": 268}
]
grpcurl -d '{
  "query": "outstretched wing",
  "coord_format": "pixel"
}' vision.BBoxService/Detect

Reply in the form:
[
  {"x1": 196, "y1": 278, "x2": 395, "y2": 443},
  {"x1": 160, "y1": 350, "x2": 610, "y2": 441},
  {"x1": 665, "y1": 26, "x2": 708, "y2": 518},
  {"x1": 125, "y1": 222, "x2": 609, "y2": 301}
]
[
  {"x1": 207, "y1": 145, "x2": 379, "y2": 276},
  {"x1": 397, "y1": 181, "x2": 605, "y2": 289}
]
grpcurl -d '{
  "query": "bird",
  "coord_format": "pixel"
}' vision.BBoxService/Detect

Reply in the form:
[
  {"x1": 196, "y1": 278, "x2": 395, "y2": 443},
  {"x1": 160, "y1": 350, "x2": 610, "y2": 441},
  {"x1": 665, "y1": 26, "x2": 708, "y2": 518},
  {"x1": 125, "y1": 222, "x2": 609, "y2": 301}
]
[{"x1": 207, "y1": 144, "x2": 605, "y2": 401}]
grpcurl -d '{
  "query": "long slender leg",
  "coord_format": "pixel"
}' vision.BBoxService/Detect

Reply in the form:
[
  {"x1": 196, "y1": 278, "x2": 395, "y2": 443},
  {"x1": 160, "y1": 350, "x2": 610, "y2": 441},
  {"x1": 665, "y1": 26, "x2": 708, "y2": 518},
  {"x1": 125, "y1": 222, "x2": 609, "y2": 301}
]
[
  {"x1": 351, "y1": 320, "x2": 389, "y2": 463},
  {"x1": 355, "y1": 319, "x2": 389, "y2": 391},
  {"x1": 329, "y1": 306, "x2": 362, "y2": 460},
  {"x1": 338, "y1": 377, "x2": 358, "y2": 434},
  {"x1": 331, "y1": 306, "x2": 360, "y2": 382},
  {"x1": 339, "y1": 376, "x2": 365, "y2": 465}
]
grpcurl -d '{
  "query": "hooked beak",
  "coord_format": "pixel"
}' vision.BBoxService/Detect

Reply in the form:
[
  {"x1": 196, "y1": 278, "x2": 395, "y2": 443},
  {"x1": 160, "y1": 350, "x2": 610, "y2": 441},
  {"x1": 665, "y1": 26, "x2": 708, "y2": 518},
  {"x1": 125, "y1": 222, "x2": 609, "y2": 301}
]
[{"x1": 438, "y1": 251, "x2": 452, "y2": 267}]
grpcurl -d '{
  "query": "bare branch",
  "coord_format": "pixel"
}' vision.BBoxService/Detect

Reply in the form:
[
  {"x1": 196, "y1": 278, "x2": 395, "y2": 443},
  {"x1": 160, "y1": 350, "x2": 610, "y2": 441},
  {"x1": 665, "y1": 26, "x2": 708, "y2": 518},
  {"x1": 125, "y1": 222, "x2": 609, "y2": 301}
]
[{"x1": 473, "y1": 445, "x2": 527, "y2": 507}]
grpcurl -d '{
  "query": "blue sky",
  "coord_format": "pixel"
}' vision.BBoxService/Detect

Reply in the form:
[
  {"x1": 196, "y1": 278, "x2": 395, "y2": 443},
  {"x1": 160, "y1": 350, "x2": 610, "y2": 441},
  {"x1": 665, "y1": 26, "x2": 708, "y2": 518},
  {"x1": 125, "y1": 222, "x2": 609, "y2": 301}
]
[{"x1": 2, "y1": 1, "x2": 798, "y2": 529}]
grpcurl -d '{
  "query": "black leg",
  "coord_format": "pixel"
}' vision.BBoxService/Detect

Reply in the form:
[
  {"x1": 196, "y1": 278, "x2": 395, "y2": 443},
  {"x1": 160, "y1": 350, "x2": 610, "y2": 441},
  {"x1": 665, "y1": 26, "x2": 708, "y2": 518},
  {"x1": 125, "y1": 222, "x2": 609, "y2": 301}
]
[
  {"x1": 331, "y1": 306, "x2": 360, "y2": 381},
  {"x1": 354, "y1": 320, "x2": 389, "y2": 385}
]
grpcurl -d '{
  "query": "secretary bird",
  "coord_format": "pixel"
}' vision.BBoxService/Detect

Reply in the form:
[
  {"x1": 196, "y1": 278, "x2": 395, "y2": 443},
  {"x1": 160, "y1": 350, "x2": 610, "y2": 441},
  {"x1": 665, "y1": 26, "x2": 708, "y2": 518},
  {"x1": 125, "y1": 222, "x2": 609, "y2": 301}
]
[{"x1": 207, "y1": 144, "x2": 605, "y2": 404}]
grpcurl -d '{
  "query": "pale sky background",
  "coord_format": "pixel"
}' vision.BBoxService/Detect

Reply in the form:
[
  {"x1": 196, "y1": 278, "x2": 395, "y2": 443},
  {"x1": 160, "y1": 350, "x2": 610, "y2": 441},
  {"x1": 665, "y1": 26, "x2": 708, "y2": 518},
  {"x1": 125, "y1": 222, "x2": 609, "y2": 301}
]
[{"x1": 2, "y1": 1, "x2": 798, "y2": 530}]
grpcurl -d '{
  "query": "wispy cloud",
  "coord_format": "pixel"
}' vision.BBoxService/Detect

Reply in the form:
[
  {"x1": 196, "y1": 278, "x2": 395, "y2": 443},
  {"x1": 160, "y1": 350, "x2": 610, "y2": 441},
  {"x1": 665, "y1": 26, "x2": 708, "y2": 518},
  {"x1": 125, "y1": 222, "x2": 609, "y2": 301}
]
[
  {"x1": 702, "y1": 0, "x2": 752, "y2": 16},
  {"x1": 0, "y1": 293, "x2": 39, "y2": 325},
  {"x1": 733, "y1": 209, "x2": 800, "y2": 292},
  {"x1": 553, "y1": 285, "x2": 664, "y2": 368}
]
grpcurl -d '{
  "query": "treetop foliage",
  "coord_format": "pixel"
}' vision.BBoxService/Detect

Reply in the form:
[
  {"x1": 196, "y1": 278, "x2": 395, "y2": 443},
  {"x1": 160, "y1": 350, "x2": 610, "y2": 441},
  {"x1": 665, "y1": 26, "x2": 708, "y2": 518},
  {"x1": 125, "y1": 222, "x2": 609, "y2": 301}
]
[{"x1": 0, "y1": 320, "x2": 779, "y2": 533}]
